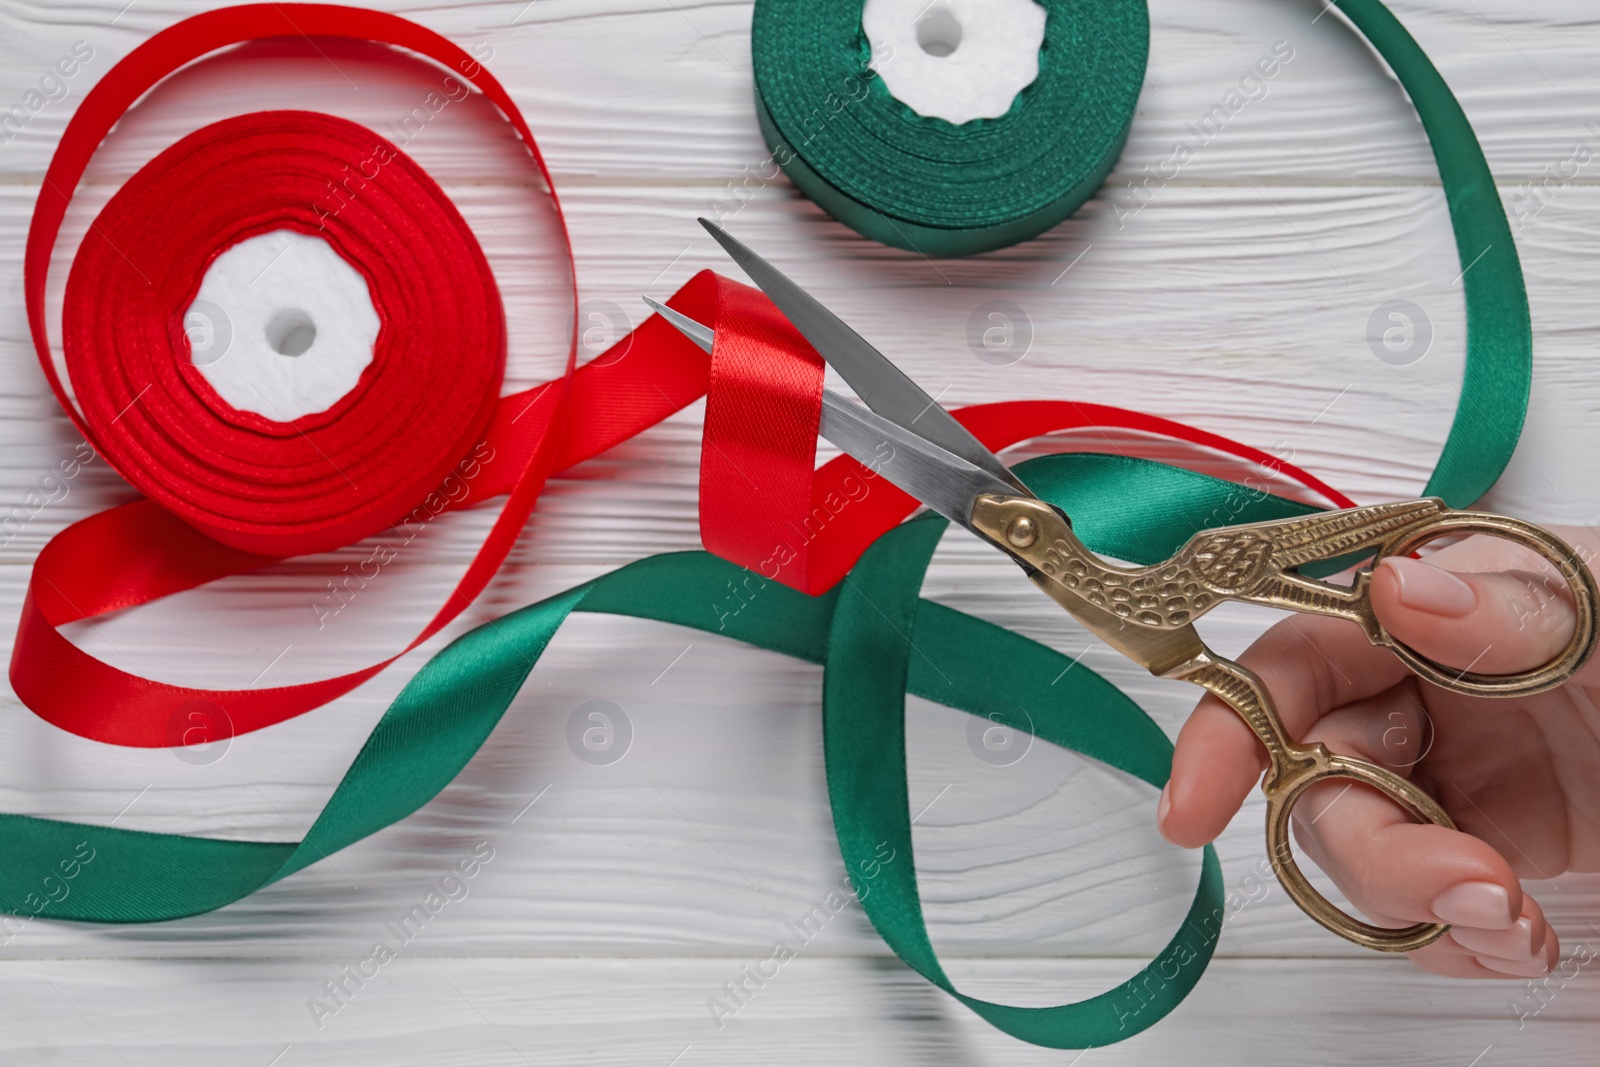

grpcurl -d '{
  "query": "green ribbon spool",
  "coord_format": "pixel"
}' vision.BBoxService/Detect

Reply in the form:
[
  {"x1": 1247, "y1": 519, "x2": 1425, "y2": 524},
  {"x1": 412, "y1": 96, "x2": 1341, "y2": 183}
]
[{"x1": 752, "y1": 0, "x2": 1149, "y2": 255}]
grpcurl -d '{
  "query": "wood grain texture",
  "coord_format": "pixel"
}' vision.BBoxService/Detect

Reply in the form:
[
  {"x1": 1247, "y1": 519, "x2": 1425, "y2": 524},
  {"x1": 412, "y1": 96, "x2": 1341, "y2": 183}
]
[
  {"x1": 5, "y1": 957, "x2": 1600, "y2": 1066},
  {"x1": 1, "y1": 0, "x2": 1598, "y2": 1062}
]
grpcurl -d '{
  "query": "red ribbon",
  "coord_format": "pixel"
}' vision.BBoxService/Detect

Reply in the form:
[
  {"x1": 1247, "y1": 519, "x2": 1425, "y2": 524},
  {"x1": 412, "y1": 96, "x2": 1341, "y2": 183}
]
[{"x1": 14, "y1": 4, "x2": 1355, "y2": 748}]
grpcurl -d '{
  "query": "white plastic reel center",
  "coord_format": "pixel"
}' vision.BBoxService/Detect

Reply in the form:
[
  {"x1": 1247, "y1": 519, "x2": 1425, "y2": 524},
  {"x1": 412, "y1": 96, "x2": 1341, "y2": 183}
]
[
  {"x1": 184, "y1": 230, "x2": 380, "y2": 421},
  {"x1": 863, "y1": 0, "x2": 1047, "y2": 125}
]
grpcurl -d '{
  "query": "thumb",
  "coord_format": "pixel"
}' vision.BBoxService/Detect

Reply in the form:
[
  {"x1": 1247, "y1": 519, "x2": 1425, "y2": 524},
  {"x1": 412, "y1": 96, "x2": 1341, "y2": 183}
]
[{"x1": 1371, "y1": 533, "x2": 1591, "y2": 678}]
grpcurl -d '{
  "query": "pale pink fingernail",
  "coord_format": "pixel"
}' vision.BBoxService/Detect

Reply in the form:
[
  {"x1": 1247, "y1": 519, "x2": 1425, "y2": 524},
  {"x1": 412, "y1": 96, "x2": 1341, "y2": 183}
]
[
  {"x1": 1384, "y1": 557, "x2": 1477, "y2": 617},
  {"x1": 1156, "y1": 785, "x2": 1172, "y2": 829},
  {"x1": 1474, "y1": 954, "x2": 1550, "y2": 978},
  {"x1": 1431, "y1": 881, "x2": 1515, "y2": 929},
  {"x1": 1451, "y1": 917, "x2": 1539, "y2": 960}
]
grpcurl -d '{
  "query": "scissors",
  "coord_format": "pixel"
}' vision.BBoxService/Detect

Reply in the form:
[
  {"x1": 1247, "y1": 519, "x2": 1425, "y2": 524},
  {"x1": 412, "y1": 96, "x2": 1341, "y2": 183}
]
[{"x1": 645, "y1": 218, "x2": 1600, "y2": 952}]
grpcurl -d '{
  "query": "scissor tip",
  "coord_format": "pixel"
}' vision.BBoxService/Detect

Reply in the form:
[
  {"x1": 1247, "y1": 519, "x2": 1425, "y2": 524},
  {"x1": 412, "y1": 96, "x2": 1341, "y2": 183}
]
[
  {"x1": 642, "y1": 295, "x2": 714, "y2": 353},
  {"x1": 697, "y1": 216, "x2": 735, "y2": 244}
]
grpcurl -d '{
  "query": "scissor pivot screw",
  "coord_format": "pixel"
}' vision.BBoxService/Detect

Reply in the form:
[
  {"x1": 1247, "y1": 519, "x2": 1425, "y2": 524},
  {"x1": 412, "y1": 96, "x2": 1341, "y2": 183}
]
[{"x1": 1006, "y1": 516, "x2": 1038, "y2": 549}]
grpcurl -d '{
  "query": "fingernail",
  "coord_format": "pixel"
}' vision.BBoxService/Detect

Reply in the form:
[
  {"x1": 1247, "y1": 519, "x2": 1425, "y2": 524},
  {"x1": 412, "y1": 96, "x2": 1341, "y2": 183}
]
[
  {"x1": 1385, "y1": 557, "x2": 1477, "y2": 617},
  {"x1": 1431, "y1": 881, "x2": 1515, "y2": 929},
  {"x1": 1473, "y1": 954, "x2": 1550, "y2": 979},
  {"x1": 1156, "y1": 785, "x2": 1172, "y2": 830},
  {"x1": 1451, "y1": 917, "x2": 1539, "y2": 960}
]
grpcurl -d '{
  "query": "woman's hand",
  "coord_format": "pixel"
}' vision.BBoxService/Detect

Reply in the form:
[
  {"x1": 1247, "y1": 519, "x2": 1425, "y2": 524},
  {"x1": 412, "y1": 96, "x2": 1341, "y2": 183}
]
[{"x1": 1158, "y1": 526, "x2": 1600, "y2": 977}]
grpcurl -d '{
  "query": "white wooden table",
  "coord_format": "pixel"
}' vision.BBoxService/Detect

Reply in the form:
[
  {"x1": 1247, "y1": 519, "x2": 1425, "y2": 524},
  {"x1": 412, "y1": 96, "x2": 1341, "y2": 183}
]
[{"x1": 1, "y1": 0, "x2": 1598, "y2": 1063}]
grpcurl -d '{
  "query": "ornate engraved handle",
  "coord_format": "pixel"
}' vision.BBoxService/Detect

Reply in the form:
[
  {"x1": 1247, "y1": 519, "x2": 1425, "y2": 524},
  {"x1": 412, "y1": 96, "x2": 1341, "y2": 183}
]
[
  {"x1": 1169, "y1": 501, "x2": 1600, "y2": 697},
  {"x1": 1168, "y1": 652, "x2": 1455, "y2": 953},
  {"x1": 976, "y1": 494, "x2": 1599, "y2": 696}
]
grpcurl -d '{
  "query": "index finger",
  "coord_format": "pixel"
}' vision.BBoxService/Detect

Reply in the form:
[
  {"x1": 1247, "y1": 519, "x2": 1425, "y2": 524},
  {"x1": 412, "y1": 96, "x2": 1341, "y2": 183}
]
[{"x1": 1158, "y1": 609, "x2": 1411, "y2": 848}]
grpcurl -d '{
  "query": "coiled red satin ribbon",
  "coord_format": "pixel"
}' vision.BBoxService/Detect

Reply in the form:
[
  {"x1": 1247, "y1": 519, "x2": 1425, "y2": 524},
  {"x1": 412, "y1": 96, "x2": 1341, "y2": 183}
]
[
  {"x1": 64, "y1": 108, "x2": 504, "y2": 556},
  {"x1": 15, "y1": 3, "x2": 1352, "y2": 747}
]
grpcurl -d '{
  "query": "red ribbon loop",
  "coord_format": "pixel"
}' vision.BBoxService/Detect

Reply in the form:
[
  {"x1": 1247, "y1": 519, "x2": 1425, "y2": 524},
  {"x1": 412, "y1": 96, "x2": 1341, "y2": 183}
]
[{"x1": 699, "y1": 277, "x2": 827, "y2": 591}]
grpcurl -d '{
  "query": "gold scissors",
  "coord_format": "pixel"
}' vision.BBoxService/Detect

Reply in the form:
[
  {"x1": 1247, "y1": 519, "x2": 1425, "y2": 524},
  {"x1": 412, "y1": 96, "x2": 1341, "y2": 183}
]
[{"x1": 647, "y1": 218, "x2": 1600, "y2": 953}]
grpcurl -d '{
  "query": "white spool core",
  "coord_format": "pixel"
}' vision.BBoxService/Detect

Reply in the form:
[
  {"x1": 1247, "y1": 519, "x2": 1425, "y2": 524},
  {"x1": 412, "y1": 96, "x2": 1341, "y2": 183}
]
[
  {"x1": 863, "y1": 0, "x2": 1047, "y2": 124},
  {"x1": 184, "y1": 230, "x2": 379, "y2": 421}
]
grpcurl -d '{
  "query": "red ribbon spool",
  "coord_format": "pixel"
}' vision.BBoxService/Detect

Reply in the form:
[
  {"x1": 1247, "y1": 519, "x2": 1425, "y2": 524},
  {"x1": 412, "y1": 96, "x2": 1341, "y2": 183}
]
[
  {"x1": 17, "y1": 3, "x2": 597, "y2": 745},
  {"x1": 63, "y1": 109, "x2": 504, "y2": 556}
]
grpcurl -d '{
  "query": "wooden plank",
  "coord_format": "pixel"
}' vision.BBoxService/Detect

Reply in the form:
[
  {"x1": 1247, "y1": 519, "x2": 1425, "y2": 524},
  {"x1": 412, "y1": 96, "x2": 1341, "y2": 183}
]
[
  {"x1": 0, "y1": 0, "x2": 1598, "y2": 181},
  {"x1": 0, "y1": 956, "x2": 1595, "y2": 1065}
]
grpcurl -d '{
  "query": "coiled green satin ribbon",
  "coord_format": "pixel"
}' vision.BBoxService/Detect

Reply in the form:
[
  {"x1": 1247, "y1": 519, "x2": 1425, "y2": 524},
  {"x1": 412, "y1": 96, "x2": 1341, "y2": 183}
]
[{"x1": 752, "y1": 0, "x2": 1148, "y2": 255}]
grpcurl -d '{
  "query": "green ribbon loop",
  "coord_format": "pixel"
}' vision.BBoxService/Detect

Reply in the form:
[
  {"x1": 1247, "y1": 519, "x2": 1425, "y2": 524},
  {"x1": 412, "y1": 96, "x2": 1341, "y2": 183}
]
[{"x1": 825, "y1": 514, "x2": 1224, "y2": 1047}]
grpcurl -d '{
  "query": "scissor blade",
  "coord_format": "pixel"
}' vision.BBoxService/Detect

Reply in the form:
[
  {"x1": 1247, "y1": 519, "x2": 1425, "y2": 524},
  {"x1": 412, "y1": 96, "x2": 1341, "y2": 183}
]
[
  {"x1": 695, "y1": 218, "x2": 1029, "y2": 496},
  {"x1": 644, "y1": 298, "x2": 1018, "y2": 529},
  {"x1": 817, "y1": 393, "x2": 1022, "y2": 528}
]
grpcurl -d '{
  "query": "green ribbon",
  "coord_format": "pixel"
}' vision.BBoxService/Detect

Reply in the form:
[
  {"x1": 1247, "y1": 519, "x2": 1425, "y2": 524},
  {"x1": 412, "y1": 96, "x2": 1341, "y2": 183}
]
[
  {"x1": 1335, "y1": 0, "x2": 1531, "y2": 505},
  {"x1": 1, "y1": 455, "x2": 1322, "y2": 1045}
]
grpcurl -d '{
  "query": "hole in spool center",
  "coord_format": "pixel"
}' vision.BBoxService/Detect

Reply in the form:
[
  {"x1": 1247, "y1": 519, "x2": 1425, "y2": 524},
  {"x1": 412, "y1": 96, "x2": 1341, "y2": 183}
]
[
  {"x1": 265, "y1": 308, "x2": 317, "y2": 357},
  {"x1": 916, "y1": 6, "x2": 963, "y2": 57}
]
